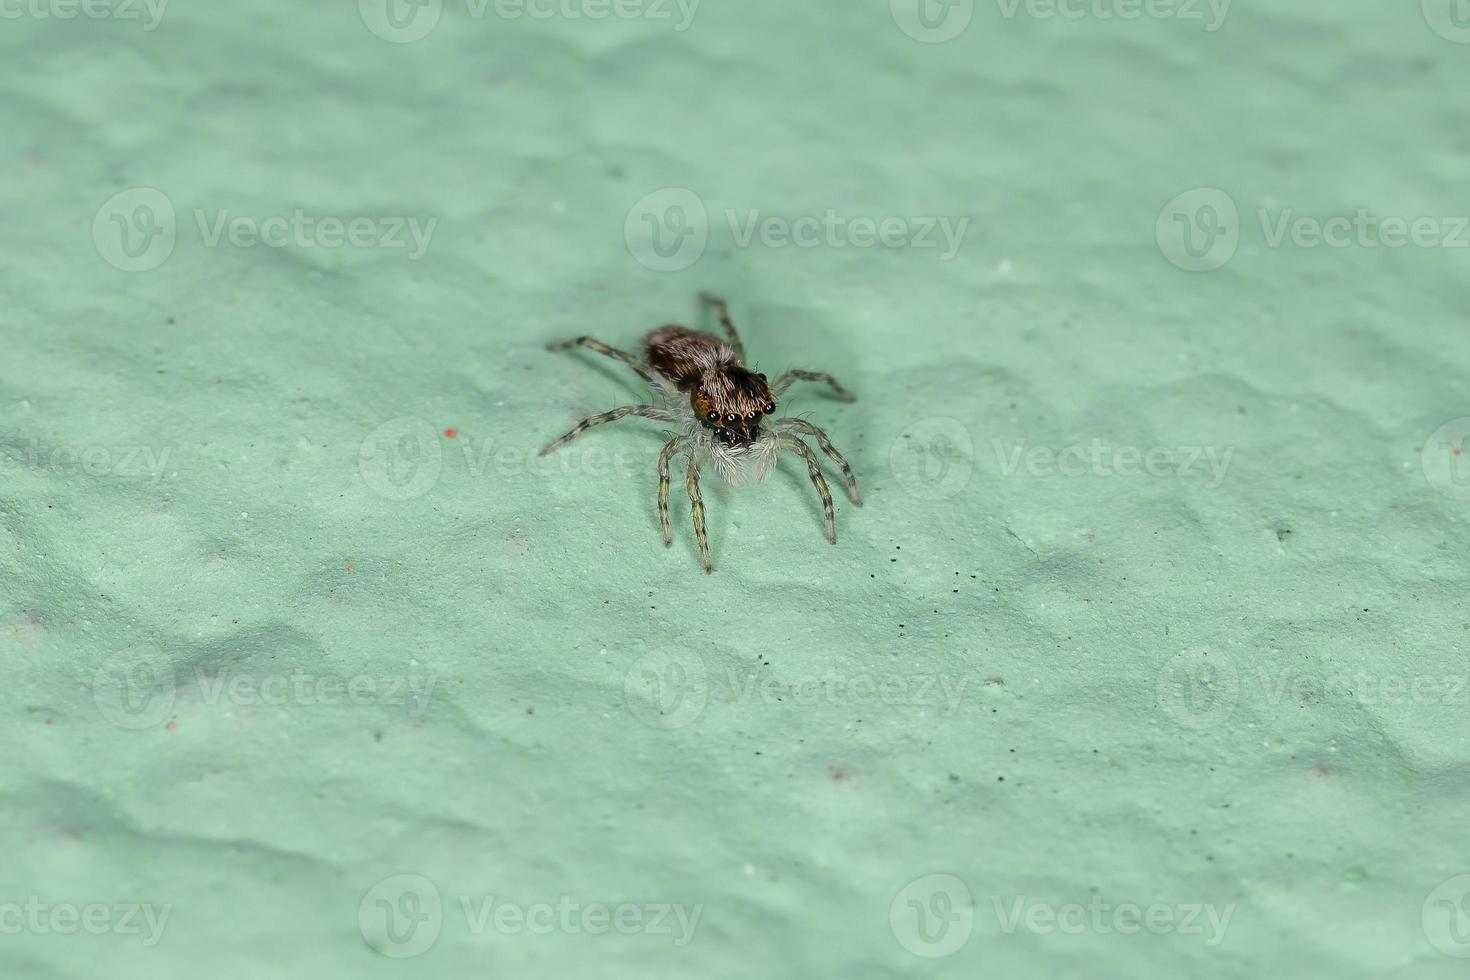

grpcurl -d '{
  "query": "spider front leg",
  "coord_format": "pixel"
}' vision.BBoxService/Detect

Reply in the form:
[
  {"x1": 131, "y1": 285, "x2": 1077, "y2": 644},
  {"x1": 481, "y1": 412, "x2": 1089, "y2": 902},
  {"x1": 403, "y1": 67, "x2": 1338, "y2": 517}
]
[
  {"x1": 657, "y1": 436, "x2": 688, "y2": 547},
  {"x1": 775, "y1": 418, "x2": 862, "y2": 506},
  {"x1": 547, "y1": 335, "x2": 659, "y2": 386},
  {"x1": 539, "y1": 405, "x2": 671, "y2": 456},
  {"x1": 685, "y1": 453, "x2": 714, "y2": 573},
  {"x1": 698, "y1": 292, "x2": 744, "y2": 363},
  {"x1": 770, "y1": 369, "x2": 856, "y2": 403},
  {"x1": 781, "y1": 437, "x2": 837, "y2": 544}
]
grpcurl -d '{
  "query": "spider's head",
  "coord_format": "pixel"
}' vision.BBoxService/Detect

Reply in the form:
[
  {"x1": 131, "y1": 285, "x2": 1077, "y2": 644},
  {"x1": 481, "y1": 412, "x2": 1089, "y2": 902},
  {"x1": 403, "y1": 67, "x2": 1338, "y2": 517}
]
[{"x1": 692, "y1": 367, "x2": 775, "y2": 448}]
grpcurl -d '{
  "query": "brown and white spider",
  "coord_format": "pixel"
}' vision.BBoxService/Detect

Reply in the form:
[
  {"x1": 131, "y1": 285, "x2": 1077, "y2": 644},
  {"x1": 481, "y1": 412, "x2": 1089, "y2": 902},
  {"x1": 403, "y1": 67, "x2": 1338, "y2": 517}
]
[{"x1": 540, "y1": 292, "x2": 862, "y2": 573}]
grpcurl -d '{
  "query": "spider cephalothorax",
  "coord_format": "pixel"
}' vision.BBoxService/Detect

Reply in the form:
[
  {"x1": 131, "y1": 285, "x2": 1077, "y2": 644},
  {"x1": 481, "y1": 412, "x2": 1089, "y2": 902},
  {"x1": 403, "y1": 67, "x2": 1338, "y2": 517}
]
[
  {"x1": 542, "y1": 293, "x2": 860, "y2": 573},
  {"x1": 694, "y1": 367, "x2": 776, "y2": 448}
]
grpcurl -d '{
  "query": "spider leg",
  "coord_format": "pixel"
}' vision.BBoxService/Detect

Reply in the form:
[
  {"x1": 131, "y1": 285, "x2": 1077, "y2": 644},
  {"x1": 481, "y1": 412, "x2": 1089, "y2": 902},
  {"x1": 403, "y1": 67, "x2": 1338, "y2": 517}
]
[
  {"x1": 775, "y1": 418, "x2": 862, "y2": 505},
  {"x1": 698, "y1": 292, "x2": 744, "y2": 363},
  {"x1": 547, "y1": 335, "x2": 659, "y2": 386},
  {"x1": 781, "y1": 436, "x2": 837, "y2": 544},
  {"x1": 686, "y1": 452, "x2": 714, "y2": 573},
  {"x1": 539, "y1": 405, "x2": 672, "y2": 456},
  {"x1": 770, "y1": 369, "x2": 855, "y2": 403},
  {"x1": 657, "y1": 436, "x2": 688, "y2": 547}
]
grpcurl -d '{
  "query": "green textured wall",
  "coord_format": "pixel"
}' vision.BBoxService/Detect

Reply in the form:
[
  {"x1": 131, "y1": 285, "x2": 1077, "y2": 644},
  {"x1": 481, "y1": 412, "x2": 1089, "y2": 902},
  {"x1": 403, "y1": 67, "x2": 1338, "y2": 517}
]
[{"x1": 3, "y1": 1, "x2": 1469, "y2": 977}]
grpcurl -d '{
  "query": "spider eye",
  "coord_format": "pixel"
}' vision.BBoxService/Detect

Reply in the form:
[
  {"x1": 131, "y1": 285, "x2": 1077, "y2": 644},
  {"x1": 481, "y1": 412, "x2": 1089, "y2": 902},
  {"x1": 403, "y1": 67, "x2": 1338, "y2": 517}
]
[
  {"x1": 747, "y1": 411, "x2": 759, "y2": 421},
  {"x1": 725, "y1": 414, "x2": 738, "y2": 424},
  {"x1": 706, "y1": 411, "x2": 718, "y2": 422},
  {"x1": 764, "y1": 402, "x2": 775, "y2": 414}
]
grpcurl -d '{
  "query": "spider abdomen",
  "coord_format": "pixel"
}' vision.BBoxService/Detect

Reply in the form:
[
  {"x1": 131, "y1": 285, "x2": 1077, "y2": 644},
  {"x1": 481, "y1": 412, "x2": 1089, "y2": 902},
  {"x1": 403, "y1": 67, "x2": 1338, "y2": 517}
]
[{"x1": 643, "y1": 326, "x2": 735, "y2": 388}]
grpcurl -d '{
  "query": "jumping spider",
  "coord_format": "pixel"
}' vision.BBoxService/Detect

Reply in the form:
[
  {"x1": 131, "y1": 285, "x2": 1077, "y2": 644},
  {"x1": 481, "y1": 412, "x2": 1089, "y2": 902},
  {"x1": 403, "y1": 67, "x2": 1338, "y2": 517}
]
[{"x1": 541, "y1": 292, "x2": 861, "y2": 573}]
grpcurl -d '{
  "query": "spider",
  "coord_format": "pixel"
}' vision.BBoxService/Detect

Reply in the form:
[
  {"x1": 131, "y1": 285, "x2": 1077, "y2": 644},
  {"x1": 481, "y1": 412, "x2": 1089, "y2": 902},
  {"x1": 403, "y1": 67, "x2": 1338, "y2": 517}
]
[{"x1": 540, "y1": 292, "x2": 862, "y2": 573}]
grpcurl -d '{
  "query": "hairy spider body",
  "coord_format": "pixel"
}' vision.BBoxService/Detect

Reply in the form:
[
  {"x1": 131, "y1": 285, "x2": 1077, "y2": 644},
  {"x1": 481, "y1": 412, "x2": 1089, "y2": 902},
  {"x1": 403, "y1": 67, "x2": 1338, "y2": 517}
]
[
  {"x1": 542, "y1": 293, "x2": 860, "y2": 573},
  {"x1": 643, "y1": 326, "x2": 774, "y2": 449}
]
